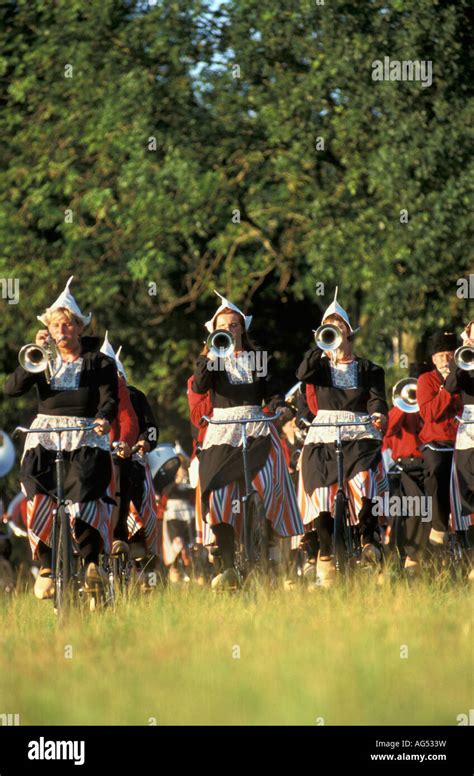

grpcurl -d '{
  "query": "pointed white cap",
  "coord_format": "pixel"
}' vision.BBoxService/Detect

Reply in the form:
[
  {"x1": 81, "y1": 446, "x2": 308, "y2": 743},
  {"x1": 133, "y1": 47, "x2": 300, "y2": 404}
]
[
  {"x1": 321, "y1": 286, "x2": 359, "y2": 335},
  {"x1": 100, "y1": 331, "x2": 127, "y2": 380},
  {"x1": 204, "y1": 290, "x2": 252, "y2": 333},
  {"x1": 37, "y1": 275, "x2": 92, "y2": 327}
]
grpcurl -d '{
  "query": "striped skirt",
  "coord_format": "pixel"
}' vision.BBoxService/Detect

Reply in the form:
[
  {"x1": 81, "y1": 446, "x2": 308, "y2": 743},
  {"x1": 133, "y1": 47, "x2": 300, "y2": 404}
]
[
  {"x1": 24, "y1": 464, "x2": 115, "y2": 560},
  {"x1": 199, "y1": 424, "x2": 303, "y2": 546},
  {"x1": 298, "y1": 462, "x2": 388, "y2": 529},
  {"x1": 126, "y1": 459, "x2": 158, "y2": 556}
]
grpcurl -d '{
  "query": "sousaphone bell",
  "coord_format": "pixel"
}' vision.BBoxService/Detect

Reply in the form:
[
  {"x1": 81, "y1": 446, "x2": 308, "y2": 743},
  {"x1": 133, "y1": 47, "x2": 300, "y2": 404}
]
[{"x1": 392, "y1": 378, "x2": 419, "y2": 413}]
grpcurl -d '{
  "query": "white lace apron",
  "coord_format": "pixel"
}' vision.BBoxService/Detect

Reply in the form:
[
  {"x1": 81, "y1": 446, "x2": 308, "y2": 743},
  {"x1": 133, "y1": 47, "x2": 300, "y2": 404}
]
[
  {"x1": 304, "y1": 409, "x2": 382, "y2": 445},
  {"x1": 202, "y1": 405, "x2": 270, "y2": 449},
  {"x1": 455, "y1": 405, "x2": 474, "y2": 450},
  {"x1": 22, "y1": 414, "x2": 111, "y2": 459}
]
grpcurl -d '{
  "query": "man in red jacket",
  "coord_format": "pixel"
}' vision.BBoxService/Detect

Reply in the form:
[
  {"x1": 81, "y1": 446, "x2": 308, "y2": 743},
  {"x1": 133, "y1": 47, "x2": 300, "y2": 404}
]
[
  {"x1": 383, "y1": 363, "x2": 428, "y2": 569},
  {"x1": 417, "y1": 331, "x2": 461, "y2": 552}
]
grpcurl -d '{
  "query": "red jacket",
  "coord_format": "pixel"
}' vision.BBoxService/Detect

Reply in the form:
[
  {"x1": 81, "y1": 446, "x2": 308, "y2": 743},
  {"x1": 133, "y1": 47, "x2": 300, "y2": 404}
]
[
  {"x1": 110, "y1": 375, "x2": 140, "y2": 447},
  {"x1": 383, "y1": 406, "x2": 423, "y2": 459},
  {"x1": 305, "y1": 383, "x2": 318, "y2": 416},
  {"x1": 187, "y1": 375, "x2": 213, "y2": 452},
  {"x1": 417, "y1": 369, "x2": 460, "y2": 445}
]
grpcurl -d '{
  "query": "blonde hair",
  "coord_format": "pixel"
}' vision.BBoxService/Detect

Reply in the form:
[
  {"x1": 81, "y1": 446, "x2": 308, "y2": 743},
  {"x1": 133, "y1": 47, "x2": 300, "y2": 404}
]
[{"x1": 43, "y1": 307, "x2": 84, "y2": 330}]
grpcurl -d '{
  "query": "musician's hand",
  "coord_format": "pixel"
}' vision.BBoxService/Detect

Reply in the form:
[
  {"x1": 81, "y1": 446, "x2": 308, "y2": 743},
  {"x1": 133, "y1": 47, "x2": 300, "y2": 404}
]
[
  {"x1": 464, "y1": 321, "x2": 474, "y2": 341},
  {"x1": 35, "y1": 330, "x2": 50, "y2": 347},
  {"x1": 371, "y1": 414, "x2": 387, "y2": 434},
  {"x1": 116, "y1": 442, "x2": 131, "y2": 458},
  {"x1": 94, "y1": 418, "x2": 110, "y2": 436}
]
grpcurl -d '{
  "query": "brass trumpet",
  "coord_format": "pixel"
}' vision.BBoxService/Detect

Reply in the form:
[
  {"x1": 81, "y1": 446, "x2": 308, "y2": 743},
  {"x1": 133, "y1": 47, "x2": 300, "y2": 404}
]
[
  {"x1": 206, "y1": 329, "x2": 235, "y2": 359},
  {"x1": 18, "y1": 336, "x2": 59, "y2": 383},
  {"x1": 314, "y1": 324, "x2": 343, "y2": 352},
  {"x1": 392, "y1": 377, "x2": 419, "y2": 413},
  {"x1": 454, "y1": 345, "x2": 474, "y2": 371}
]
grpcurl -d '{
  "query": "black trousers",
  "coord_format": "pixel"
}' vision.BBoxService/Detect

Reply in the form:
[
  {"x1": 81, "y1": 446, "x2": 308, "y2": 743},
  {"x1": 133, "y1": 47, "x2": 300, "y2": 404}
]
[
  {"x1": 422, "y1": 447, "x2": 453, "y2": 533},
  {"x1": 390, "y1": 457, "x2": 429, "y2": 561}
]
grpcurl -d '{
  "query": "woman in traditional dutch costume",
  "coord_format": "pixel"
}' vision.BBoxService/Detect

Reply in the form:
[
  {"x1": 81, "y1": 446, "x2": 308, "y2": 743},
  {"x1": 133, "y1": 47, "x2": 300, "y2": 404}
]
[
  {"x1": 192, "y1": 291, "x2": 304, "y2": 589},
  {"x1": 4, "y1": 277, "x2": 118, "y2": 599},
  {"x1": 296, "y1": 288, "x2": 388, "y2": 586}
]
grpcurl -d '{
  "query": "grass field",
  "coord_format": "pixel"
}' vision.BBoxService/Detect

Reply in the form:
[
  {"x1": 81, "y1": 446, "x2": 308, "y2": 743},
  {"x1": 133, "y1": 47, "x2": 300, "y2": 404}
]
[{"x1": 0, "y1": 573, "x2": 472, "y2": 726}]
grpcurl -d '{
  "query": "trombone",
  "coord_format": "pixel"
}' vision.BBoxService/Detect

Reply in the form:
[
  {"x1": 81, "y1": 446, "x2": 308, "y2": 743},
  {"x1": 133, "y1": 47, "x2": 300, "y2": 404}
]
[
  {"x1": 18, "y1": 336, "x2": 59, "y2": 384},
  {"x1": 314, "y1": 324, "x2": 343, "y2": 352},
  {"x1": 454, "y1": 345, "x2": 474, "y2": 371},
  {"x1": 392, "y1": 377, "x2": 419, "y2": 413},
  {"x1": 206, "y1": 329, "x2": 235, "y2": 359}
]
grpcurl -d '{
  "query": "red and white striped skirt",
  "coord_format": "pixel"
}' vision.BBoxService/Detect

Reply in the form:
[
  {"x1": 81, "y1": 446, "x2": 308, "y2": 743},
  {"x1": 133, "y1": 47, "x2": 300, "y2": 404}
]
[
  {"x1": 24, "y1": 465, "x2": 115, "y2": 560},
  {"x1": 126, "y1": 460, "x2": 158, "y2": 556},
  {"x1": 198, "y1": 424, "x2": 303, "y2": 546}
]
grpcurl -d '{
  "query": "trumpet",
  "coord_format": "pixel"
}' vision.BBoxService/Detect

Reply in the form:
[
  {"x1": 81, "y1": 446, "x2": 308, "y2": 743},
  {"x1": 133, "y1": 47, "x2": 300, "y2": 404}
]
[
  {"x1": 206, "y1": 329, "x2": 235, "y2": 359},
  {"x1": 18, "y1": 336, "x2": 59, "y2": 383},
  {"x1": 392, "y1": 377, "x2": 419, "y2": 413},
  {"x1": 454, "y1": 345, "x2": 474, "y2": 371},
  {"x1": 314, "y1": 324, "x2": 343, "y2": 352}
]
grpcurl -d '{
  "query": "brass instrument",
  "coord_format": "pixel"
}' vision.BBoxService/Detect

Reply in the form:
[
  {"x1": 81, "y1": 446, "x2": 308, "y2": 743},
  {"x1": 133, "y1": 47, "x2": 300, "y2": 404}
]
[
  {"x1": 18, "y1": 336, "x2": 59, "y2": 383},
  {"x1": 314, "y1": 324, "x2": 343, "y2": 352},
  {"x1": 206, "y1": 329, "x2": 235, "y2": 359},
  {"x1": 454, "y1": 345, "x2": 474, "y2": 371},
  {"x1": 0, "y1": 431, "x2": 15, "y2": 477},
  {"x1": 392, "y1": 377, "x2": 418, "y2": 413}
]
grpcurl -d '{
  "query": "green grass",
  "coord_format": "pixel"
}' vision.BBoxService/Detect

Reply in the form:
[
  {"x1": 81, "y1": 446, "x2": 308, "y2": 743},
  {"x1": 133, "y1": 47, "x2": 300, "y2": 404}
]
[{"x1": 0, "y1": 574, "x2": 472, "y2": 726}]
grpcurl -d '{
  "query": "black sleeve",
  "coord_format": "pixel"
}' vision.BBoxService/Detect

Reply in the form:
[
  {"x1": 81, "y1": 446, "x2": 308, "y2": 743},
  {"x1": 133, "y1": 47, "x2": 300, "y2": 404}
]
[
  {"x1": 296, "y1": 346, "x2": 326, "y2": 383},
  {"x1": 94, "y1": 356, "x2": 118, "y2": 423},
  {"x1": 261, "y1": 356, "x2": 289, "y2": 412},
  {"x1": 192, "y1": 354, "x2": 215, "y2": 394},
  {"x1": 367, "y1": 364, "x2": 388, "y2": 416},
  {"x1": 296, "y1": 389, "x2": 315, "y2": 429},
  {"x1": 138, "y1": 392, "x2": 159, "y2": 450},
  {"x1": 4, "y1": 365, "x2": 40, "y2": 397},
  {"x1": 444, "y1": 362, "x2": 462, "y2": 394}
]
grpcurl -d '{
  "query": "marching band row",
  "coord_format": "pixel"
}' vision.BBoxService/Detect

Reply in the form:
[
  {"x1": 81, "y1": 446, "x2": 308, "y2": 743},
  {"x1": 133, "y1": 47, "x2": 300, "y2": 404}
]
[{"x1": 1, "y1": 276, "x2": 473, "y2": 595}]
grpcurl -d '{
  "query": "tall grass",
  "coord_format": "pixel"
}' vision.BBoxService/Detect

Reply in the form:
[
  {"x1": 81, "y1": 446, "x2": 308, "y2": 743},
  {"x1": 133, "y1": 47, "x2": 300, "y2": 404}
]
[{"x1": 0, "y1": 574, "x2": 471, "y2": 726}]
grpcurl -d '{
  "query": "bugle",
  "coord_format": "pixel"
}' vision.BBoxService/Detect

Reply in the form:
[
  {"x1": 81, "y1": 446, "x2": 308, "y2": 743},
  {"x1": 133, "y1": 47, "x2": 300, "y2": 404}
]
[
  {"x1": 206, "y1": 329, "x2": 235, "y2": 358},
  {"x1": 454, "y1": 345, "x2": 474, "y2": 371},
  {"x1": 314, "y1": 324, "x2": 343, "y2": 352},
  {"x1": 18, "y1": 336, "x2": 59, "y2": 383}
]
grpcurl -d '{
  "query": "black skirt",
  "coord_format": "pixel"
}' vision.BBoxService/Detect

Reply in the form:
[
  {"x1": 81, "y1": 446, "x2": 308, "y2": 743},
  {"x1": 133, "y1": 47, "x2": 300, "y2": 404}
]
[
  {"x1": 301, "y1": 439, "x2": 381, "y2": 493},
  {"x1": 198, "y1": 435, "x2": 271, "y2": 500},
  {"x1": 21, "y1": 445, "x2": 114, "y2": 504}
]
